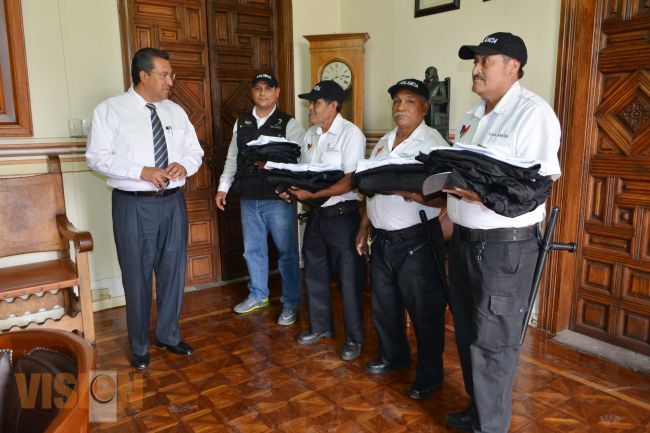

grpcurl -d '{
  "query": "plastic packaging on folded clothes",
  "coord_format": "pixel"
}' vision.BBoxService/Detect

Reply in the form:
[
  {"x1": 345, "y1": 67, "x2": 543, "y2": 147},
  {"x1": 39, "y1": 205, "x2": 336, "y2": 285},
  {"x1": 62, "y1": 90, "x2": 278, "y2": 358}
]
[
  {"x1": 415, "y1": 146, "x2": 553, "y2": 218},
  {"x1": 241, "y1": 136, "x2": 301, "y2": 167},
  {"x1": 351, "y1": 157, "x2": 428, "y2": 198},
  {"x1": 263, "y1": 162, "x2": 344, "y2": 207}
]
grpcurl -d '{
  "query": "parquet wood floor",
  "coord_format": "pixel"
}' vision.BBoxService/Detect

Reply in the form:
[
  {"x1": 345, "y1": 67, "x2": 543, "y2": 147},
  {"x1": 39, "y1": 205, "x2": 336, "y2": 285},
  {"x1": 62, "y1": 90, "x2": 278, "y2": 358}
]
[{"x1": 91, "y1": 277, "x2": 650, "y2": 432}]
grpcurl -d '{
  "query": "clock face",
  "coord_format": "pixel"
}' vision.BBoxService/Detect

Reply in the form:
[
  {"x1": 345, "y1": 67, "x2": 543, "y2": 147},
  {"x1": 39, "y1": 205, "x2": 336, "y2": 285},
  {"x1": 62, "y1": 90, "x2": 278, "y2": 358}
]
[{"x1": 320, "y1": 61, "x2": 352, "y2": 91}]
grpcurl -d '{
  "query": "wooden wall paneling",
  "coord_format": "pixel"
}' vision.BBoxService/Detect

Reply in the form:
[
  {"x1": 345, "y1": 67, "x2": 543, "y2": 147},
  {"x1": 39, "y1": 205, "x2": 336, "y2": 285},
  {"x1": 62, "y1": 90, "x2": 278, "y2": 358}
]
[
  {"x1": 542, "y1": 0, "x2": 650, "y2": 355},
  {"x1": 209, "y1": 0, "x2": 293, "y2": 280},
  {"x1": 0, "y1": 0, "x2": 32, "y2": 137}
]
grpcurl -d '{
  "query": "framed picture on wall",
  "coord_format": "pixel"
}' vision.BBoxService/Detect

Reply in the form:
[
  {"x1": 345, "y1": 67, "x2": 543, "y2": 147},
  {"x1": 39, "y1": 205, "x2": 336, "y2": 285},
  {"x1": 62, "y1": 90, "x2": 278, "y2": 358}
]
[{"x1": 415, "y1": 0, "x2": 460, "y2": 17}]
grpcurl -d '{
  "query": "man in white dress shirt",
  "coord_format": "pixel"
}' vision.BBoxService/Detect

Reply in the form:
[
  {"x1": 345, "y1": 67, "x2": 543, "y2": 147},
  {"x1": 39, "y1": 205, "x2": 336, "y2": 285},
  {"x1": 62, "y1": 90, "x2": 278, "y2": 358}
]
[
  {"x1": 86, "y1": 47, "x2": 204, "y2": 369},
  {"x1": 443, "y1": 33, "x2": 561, "y2": 432},
  {"x1": 355, "y1": 78, "x2": 450, "y2": 400},
  {"x1": 215, "y1": 73, "x2": 304, "y2": 325}
]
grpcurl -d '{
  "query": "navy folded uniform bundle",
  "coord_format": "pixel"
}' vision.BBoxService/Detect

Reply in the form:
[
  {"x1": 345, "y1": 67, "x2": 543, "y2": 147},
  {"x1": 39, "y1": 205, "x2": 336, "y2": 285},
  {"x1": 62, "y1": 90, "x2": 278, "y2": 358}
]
[
  {"x1": 232, "y1": 141, "x2": 301, "y2": 193},
  {"x1": 351, "y1": 163, "x2": 429, "y2": 198},
  {"x1": 262, "y1": 162, "x2": 344, "y2": 207},
  {"x1": 416, "y1": 149, "x2": 553, "y2": 218}
]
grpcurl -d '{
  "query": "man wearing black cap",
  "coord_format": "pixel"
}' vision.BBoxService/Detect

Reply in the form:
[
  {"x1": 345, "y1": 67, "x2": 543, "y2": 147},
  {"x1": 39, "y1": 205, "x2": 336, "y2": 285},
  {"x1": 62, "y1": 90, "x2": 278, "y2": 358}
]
[
  {"x1": 444, "y1": 33, "x2": 561, "y2": 432},
  {"x1": 216, "y1": 72, "x2": 305, "y2": 325},
  {"x1": 355, "y1": 78, "x2": 449, "y2": 400},
  {"x1": 284, "y1": 80, "x2": 366, "y2": 361}
]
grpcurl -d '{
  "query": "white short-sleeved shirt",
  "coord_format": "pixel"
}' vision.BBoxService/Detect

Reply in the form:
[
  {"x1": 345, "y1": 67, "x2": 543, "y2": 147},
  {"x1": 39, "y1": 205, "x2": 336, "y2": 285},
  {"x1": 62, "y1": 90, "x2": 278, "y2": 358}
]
[
  {"x1": 447, "y1": 81, "x2": 561, "y2": 229},
  {"x1": 366, "y1": 121, "x2": 450, "y2": 231},
  {"x1": 86, "y1": 87, "x2": 204, "y2": 191},
  {"x1": 301, "y1": 113, "x2": 366, "y2": 207}
]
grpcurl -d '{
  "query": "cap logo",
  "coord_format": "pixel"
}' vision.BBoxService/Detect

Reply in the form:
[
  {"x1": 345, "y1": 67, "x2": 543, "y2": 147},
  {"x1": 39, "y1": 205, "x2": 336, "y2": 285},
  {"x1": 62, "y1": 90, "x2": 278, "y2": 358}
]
[
  {"x1": 314, "y1": 85, "x2": 321, "y2": 91},
  {"x1": 483, "y1": 37, "x2": 498, "y2": 44},
  {"x1": 399, "y1": 80, "x2": 419, "y2": 88},
  {"x1": 258, "y1": 73, "x2": 272, "y2": 79}
]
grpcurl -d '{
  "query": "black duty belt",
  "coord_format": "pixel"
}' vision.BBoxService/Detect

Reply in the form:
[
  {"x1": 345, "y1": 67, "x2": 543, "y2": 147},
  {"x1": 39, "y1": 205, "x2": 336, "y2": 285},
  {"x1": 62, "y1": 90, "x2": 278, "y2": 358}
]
[
  {"x1": 311, "y1": 200, "x2": 359, "y2": 218},
  {"x1": 454, "y1": 224, "x2": 538, "y2": 242},
  {"x1": 373, "y1": 221, "x2": 432, "y2": 242},
  {"x1": 115, "y1": 188, "x2": 180, "y2": 197}
]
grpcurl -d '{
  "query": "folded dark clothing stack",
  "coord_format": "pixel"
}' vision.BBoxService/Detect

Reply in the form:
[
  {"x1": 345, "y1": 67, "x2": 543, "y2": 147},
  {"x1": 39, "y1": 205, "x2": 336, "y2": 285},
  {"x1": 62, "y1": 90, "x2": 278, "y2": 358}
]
[
  {"x1": 241, "y1": 142, "x2": 301, "y2": 167},
  {"x1": 351, "y1": 163, "x2": 429, "y2": 198},
  {"x1": 416, "y1": 149, "x2": 553, "y2": 217},
  {"x1": 264, "y1": 166, "x2": 344, "y2": 207}
]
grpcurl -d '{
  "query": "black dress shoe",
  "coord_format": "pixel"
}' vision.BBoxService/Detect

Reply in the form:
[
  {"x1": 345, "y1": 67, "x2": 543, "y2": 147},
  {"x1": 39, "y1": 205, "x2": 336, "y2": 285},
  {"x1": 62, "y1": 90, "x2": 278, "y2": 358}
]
[
  {"x1": 445, "y1": 408, "x2": 472, "y2": 430},
  {"x1": 296, "y1": 331, "x2": 334, "y2": 345},
  {"x1": 364, "y1": 359, "x2": 410, "y2": 375},
  {"x1": 340, "y1": 342, "x2": 361, "y2": 360},
  {"x1": 131, "y1": 353, "x2": 149, "y2": 370},
  {"x1": 155, "y1": 340, "x2": 194, "y2": 356},
  {"x1": 407, "y1": 382, "x2": 442, "y2": 400}
]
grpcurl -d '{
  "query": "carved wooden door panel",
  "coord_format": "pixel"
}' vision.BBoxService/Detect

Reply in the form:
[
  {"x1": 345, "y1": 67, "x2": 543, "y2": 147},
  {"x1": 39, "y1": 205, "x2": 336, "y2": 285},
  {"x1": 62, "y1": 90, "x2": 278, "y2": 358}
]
[
  {"x1": 208, "y1": 0, "x2": 290, "y2": 280},
  {"x1": 546, "y1": 0, "x2": 650, "y2": 355},
  {"x1": 122, "y1": 0, "x2": 221, "y2": 285}
]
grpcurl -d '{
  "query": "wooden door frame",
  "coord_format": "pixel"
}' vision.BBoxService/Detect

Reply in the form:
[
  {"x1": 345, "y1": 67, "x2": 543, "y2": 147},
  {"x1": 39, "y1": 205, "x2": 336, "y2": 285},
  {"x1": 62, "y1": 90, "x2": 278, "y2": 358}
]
[
  {"x1": 117, "y1": 0, "x2": 294, "y2": 113},
  {"x1": 538, "y1": 0, "x2": 599, "y2": 335}
]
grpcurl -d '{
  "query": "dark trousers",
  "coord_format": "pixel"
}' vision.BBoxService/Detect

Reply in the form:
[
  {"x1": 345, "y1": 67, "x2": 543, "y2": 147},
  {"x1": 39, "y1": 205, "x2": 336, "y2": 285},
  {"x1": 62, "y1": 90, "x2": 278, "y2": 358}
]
[
  {"x1": 370, "y1": 219, "x2": 447, "y2": 387},
  {"x1": 112, "y1": 190, "x2": 188, "y2": 356},
  {"x1": 448, "y1": 227, "x2": 538, "y2": 433},
  {"x1": 303, "y1": 210, "x2": 364, "y2": 343}
]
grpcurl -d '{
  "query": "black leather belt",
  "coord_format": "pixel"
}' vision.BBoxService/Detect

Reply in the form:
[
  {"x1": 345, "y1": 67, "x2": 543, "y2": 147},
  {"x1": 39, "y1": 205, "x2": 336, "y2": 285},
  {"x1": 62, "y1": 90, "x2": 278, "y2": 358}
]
[
  {"x1": 311, "y1": 200, "x2": 359, "y2": 218},
  {"x1": 115, "y1": 188, "x2": 179, "y2": 197},
  {"x1": 374, "y1": 222, "x2": 429, "y2": 242},
  {"x1": 454, "y1": 224, "x2": 538, "y2": 242}
]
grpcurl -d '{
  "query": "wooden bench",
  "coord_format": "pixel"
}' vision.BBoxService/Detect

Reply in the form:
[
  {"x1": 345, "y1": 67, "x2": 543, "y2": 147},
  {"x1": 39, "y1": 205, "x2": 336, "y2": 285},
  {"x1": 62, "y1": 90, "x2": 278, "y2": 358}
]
[{"x1": 0, "y1": 156, "x2": 95, "y2": 343}]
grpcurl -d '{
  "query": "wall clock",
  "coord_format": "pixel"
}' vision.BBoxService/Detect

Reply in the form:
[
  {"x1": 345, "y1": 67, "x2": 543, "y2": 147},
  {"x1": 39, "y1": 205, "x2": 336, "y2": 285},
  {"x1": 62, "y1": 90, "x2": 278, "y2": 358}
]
[{"x1": 303, "y1": 33, "x2": 370, "y2": 130}]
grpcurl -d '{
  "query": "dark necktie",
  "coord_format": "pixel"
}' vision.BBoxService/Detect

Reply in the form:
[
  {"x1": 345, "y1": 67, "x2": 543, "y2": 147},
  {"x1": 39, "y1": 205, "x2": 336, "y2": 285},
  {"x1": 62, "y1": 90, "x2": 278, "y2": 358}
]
[{"x1": 146, "y1": 103, "x2": 169, "y2": 168}]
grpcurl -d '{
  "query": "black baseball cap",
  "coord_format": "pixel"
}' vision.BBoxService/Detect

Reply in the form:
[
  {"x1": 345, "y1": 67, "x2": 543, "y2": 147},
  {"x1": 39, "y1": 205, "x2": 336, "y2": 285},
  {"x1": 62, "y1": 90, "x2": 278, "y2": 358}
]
[
  {"x1": 388, "y1": 78, "x2": 429, "y2": 99},
  {"x1": 298, "y1": 80, "x2": 344, "y2": 103},
  {"x1": 252, "y1": 72, "x2": 278, "y2": 87},
  {"x1": 458, "y1": 32, "x2": 527, "y2": 68}
]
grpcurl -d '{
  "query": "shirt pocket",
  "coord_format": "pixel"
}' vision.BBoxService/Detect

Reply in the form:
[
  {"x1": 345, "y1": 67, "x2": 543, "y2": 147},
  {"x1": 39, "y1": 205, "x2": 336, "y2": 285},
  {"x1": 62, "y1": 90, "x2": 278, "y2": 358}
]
[{"x1": 166, "y1": 129, "x2": 186, "y2": 163}]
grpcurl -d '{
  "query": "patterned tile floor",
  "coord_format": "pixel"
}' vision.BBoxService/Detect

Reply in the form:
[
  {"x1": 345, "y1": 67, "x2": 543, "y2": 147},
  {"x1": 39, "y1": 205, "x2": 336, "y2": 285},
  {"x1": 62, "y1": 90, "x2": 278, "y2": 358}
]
[{"x1": 91, "y1": 278, "x2": 650, "y2": 432}]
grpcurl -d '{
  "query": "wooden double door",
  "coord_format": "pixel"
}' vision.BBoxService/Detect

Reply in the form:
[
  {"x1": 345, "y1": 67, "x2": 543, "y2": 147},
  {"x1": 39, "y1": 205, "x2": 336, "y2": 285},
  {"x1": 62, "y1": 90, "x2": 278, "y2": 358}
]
[
  {"x1": 542, "y1": 0, "x2": 650, "y2": 355},
  {"x1": 119, "y1": 0, "x2": 295, "y2": 284}
]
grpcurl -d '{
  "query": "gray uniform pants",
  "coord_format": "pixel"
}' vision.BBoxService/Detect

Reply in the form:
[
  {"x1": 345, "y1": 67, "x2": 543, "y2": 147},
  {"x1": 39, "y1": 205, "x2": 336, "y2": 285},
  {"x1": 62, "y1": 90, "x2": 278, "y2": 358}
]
[
  {"x1": 112, "y1": 189, "x2": 188, "y2": 356},
  {"x1": 448, "y1": 226, "x2": 538, "y2": 433}
]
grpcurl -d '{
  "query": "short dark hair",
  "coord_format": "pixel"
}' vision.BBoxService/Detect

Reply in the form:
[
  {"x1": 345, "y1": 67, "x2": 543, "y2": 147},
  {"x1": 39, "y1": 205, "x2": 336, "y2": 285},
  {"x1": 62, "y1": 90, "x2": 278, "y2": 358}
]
[
  {"x1": 131, "y1": 47, "x2": 171, "y2": 86},
  {"x1": 502, "y1": 54, "x2": 524, "y2": 79},
  {"x1": 323, "y1": 98, "x2": 343, "y2": 113}
]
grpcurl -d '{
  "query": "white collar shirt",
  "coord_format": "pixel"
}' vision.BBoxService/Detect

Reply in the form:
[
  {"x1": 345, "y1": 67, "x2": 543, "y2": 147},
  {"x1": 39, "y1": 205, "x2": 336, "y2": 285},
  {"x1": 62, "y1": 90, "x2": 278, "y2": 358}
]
[
  {"x1": 447, "y1": 81, "x2": 561, "y2": 229},
  {"x1": 366, "y1": 121, "x2": 450, "y2": 231},
  {"x1": 86, "y1": 87, "x2": 204, "y2": 191},
  {"x1": 301, "y1": 113, "x2": 366, "y2": 207}
]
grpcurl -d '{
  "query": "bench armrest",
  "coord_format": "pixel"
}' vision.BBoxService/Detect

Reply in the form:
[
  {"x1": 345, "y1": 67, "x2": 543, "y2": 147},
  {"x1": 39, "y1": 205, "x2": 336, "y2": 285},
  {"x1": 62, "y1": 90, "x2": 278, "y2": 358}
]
[{"x1": 56, "y1": 214, "x2": 93, "y2": 253}]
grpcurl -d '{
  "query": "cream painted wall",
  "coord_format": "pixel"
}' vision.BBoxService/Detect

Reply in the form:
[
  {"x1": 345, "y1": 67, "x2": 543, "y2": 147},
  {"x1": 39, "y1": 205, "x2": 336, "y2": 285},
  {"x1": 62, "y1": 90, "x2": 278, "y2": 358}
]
[
  {"x1": 293, "y1": 0, "x2": 562, "y2": 134},
  {"x1": 0, "y1": 1, "x2": 124, "y2": 303},
  {"x1": 291, "y1": 0, "x2": 343, "y2": 126}
]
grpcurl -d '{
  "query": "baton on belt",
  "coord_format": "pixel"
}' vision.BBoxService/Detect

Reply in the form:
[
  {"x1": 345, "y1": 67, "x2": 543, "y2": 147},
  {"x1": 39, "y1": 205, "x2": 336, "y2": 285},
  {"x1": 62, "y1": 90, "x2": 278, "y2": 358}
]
[
  {"x1": 419, "y1": 210, "x2": 452, "y2": 311},
  {"x1": 520, "y1": 205, "x2": 576, "y2": 344}
]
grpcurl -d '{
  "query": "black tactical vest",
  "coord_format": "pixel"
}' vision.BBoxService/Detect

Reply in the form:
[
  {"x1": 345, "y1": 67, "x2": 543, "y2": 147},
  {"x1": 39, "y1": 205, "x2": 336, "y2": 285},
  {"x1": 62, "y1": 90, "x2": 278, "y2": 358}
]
[{"x1": 233, "y1": 109, "x2": 293, "y2": 200}]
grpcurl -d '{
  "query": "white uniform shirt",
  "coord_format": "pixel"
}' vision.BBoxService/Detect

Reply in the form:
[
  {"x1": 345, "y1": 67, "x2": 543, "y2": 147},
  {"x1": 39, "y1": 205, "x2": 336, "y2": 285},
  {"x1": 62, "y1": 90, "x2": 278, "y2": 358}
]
[
  {"x1": 86, "y1": 87, "x2": 204, "y2": 191},
  {"x1": 301, "y1": 113, "x2": 366, "y2": 207},
  {"x1": 366, "y1": 121, "x2": 450, "y2": 231},
  {"x1": 217, "y1": 105, "x2": 305, "y2": 193},
  {"x1": 447, "y1": 81, "x2": 561, "y2": 229}
]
